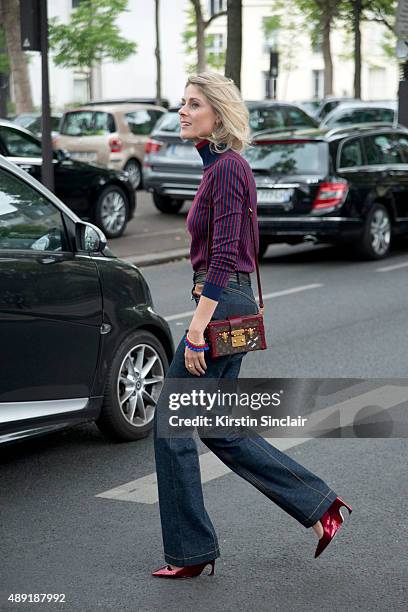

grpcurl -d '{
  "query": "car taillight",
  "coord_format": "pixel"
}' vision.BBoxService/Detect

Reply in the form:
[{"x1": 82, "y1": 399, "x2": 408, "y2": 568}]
[
  {"x1": 312, "y1": 182, "x2": 348, "y2": 209},
  {"x1": 144, "y1": 138, "x2": 163, "y2": 154},
  {"x1": 109, "y1": 136, "x2": 122, "y2": 153}
]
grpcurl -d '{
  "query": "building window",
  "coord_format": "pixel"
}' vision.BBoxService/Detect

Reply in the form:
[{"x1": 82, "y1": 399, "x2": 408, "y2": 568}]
[
  {"x1": 73, "y1": 77, "x2": 88, "y2": 103},
  {"x1": 207, "y1": 32, "x2": 224, "y2": 54},
  {"x1": 311, "y1": 34, "x2": 322, "y2": 55},
  {"x1": 368, "y1": 67, "x2": 386, "y2": 99},
  {"x1": 208, "y1": 0, "x2": 226, "y2": 16},
  {"x1": 312, "y1": 69, "x2": 324, "y2": 99},
  {"x1": 263, "y1": 71, "x2": 277, "y2": 100},
  {"x1": 72, "y1": 0, "x2": 82, "y2": 8}
]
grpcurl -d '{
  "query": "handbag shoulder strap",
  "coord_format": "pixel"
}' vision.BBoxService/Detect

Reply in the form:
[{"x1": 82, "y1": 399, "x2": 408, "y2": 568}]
[{"x1": 205, "y1": 156, "x2": 264, "y2": 310}]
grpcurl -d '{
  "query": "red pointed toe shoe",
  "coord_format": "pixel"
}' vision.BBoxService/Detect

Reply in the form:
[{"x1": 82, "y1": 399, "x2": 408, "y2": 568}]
[
  {"x1": 152, "y1": 560, "x2": 215, "y2": 579},
  {"x1": 314, "y1": 496, "x2": 352, "y2": 559}
]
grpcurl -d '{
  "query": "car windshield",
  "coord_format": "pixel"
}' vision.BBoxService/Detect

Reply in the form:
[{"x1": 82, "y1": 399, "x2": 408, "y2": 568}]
[
  {"x1": 248, "y1": 107, "x2": 316, "y2": 132},
  {"x1": 60, "y1": 111, "x2": 115, "y2": 136},
  {"x1": 327, "y1": 107, "x2": 394, "y2": 126},
  {"x1": 243, "y1": 141, "x2": 328, "y2": 175},
  {"x1": 153, "y1": 111, "x2": 180, "y2": 133}
]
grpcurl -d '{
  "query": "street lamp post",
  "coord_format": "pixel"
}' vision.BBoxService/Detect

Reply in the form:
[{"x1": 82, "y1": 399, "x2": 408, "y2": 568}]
[{"x1": 20, "y1": 0, "x2": 54, "y2": 191}]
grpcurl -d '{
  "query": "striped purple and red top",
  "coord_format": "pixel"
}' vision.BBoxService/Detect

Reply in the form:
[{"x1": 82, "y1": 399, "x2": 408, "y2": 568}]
[{"x1": 186, "y1": 139, "x2": 259, "y2": 301}]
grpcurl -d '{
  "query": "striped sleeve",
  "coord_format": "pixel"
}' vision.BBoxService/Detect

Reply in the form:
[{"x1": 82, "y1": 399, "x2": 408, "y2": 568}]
[{"x1": 201, "y1": 158, "x2": 246, "y2": 301}]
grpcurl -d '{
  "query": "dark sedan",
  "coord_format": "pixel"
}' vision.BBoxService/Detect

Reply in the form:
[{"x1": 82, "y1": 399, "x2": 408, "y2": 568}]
[
  {"x1": 143, "y1": 101, "x2": 318, "y2": 214},
  {"x1": 0, "y1": 155, "x2": 174, "y2": 445},
  {"x1": 244, "y1": 124, "x2": 408, "y2": 259},
  {"x1": 0, "y1": 119, "x2": 135, "y2": 238}
]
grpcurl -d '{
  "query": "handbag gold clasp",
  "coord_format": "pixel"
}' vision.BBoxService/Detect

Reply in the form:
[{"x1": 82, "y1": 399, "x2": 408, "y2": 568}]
[{"x1": 231, "y1": 328, "x2": 246, "y2": 347}]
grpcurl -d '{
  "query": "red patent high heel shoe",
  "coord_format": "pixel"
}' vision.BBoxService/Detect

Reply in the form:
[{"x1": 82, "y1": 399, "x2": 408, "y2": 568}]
[
  {"x1": 152, "y1": 559, "x2": 215, "y2": 579},
  {"x1": 315, "y1": 496, "x2": 352, "y2": 559}
]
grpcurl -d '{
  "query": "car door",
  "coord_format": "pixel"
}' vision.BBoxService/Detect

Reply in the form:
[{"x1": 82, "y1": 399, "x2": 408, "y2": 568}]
[
  {"x1": 390, "y1": 132, "x2": 408, "y2": 223},
  {"x1": 0, "y1": 165, "x2": 102, "y2": 415},
  {"x1": 361, "y1": 132, "x2": 404, "y2": 220},
  {"x1": 336, "y1": 136, "x2": 372, "y2": 217}
]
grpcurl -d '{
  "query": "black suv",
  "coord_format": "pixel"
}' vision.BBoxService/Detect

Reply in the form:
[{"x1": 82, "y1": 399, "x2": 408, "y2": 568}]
[
  {"x1": 0, "y1": 155, "x2": 174, "y2": 445},
  {"x1": 244, "y1": 124, "x2": 408, "y2": 259}
]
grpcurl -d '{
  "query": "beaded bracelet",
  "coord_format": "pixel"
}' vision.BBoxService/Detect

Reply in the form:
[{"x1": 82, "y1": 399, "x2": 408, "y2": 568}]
[{"x1": 184, "y1": 335, "x2": 209, "y2": 352}]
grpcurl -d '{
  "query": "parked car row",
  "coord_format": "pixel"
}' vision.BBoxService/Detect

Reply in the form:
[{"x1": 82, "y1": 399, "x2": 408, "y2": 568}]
[{"x1": 0, "y1": 154, "x2": 174, "y2": 445}]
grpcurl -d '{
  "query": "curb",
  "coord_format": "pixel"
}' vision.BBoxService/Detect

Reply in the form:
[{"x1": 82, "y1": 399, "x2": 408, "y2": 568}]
[{"x1": 121, "y1": 248, "x2": 190, "y2": 268}]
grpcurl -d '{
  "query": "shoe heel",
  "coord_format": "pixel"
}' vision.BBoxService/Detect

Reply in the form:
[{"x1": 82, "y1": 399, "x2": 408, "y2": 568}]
[{"x1": 207, "y1": 560, "x2": 215, "y2": 576}]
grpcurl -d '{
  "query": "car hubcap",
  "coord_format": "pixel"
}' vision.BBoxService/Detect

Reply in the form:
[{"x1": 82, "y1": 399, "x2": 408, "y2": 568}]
[
  {"x1": 370, "y1": 209, "x2": 391, "y2": 255},
  {"x1": 117, "y1": 343, "x2": 165, "y2": 428},
  {"x1": 125, "y1": 161, "x2": 141, "y2": 190},
  {"x1": 100, "y1": 191, "x2": 127, "y2": 234}
]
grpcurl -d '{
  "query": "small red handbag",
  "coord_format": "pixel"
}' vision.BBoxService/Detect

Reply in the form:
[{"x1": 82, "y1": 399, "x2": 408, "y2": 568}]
[{"x1": 204, "y1": 164, "x2": 267, "y2": 359}]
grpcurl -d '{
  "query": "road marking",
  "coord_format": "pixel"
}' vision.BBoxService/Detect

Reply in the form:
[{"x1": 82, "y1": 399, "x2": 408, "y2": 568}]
[
  {"x1": 95, "y1": 384, "x2": 407, "y2": 505},
  {"x1": 376, "y1": 261, "x2": 408, "y2": 272},
  {"x1": 164, "y1": 283, "x2": 323, "y2": 322}
]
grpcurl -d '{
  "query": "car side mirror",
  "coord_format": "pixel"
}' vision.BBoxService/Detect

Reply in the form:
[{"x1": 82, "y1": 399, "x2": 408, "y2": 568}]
[
  {"x1": 54, "y1": 148, "x2": 71, "y2": 162},
  {"x1": 76, "y1": 222, "x2": 107, "y2": 253}
]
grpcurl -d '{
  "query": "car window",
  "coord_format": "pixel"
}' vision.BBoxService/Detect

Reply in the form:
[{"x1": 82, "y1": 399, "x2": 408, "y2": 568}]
[
  {"x1": 339, "y1": 138, "x2": 363, "y2": 168},
  {"x1": 283, "y1": 107, "x2": 316, "y2": 128},
  {"x1": 243, "y1": 141, "x2": 328, "y2": 175},
  {"x1": 394, "y1": 133, "x2": 408, "y2": 162},
  {"x1": 153, "y1": 111, "x2": 180, "y2": 133},
  {"x1": 0, "y1": 168, "x2": 69, "y2": 251},
  {"x1": 364, "y1": 134, "x2": 403, "y2": 165},
  {"x1": 125, "y1": 110, "x2": 158, "y2": 135},
  {"x1": 60, "y1": 111, "x2": 116, "y2": 136},
  {"x1": 0, "y1": 126, "x2": 42, "y2": 157},
  {"x1": 249, "y1": 107, "x2": 286, "y2": 132},
  {"x1": 329, "y1": 107, "x2": 394, "y2": 127}
]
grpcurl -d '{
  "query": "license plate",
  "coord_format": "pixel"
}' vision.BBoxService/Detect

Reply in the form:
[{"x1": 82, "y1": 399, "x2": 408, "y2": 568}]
[
  {"x1": 70, "y1": 151, "x2": 98, "y2": 162},
  {"x1": 257, "y1": 188, "x2": 294, "y2": 204}
]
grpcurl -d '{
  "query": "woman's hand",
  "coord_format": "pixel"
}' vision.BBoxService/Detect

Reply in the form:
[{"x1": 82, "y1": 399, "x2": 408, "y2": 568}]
[{"x1": 184, "y1": 328, "x2": 207, "y2": 376}]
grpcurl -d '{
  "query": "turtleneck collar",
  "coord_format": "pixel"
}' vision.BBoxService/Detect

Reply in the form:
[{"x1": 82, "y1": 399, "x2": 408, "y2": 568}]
[{"x1": 195, "y1": 139, "x2": 224, "y2": 168}]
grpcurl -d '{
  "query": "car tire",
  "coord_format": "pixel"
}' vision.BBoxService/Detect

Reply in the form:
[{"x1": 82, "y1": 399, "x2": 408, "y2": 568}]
[
  {"x1": 354, "y1": 203, "x2": 392, "y2": 260},
  {"x1": 96, "y1": 330, "x2": 169, "y2": 442},
  {"x1": 258, "y1": 238, "x2": 269, "y2": 260},
  {"x1": 95, "y1": 185, "x2": 129, "y2": 238},
  {"x1": 124, "y1": 159, "x2": 142, "y2": 190},
  {"x1": 153, "y1": 192, "x2": 184, "y2": 214}
]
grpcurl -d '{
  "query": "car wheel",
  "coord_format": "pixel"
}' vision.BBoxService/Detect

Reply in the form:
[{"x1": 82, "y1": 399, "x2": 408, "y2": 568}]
[
  {"x1": 96, "y1": 330, "x2": 169, "y2": 442},
  {"x1": 258, "y1": 238, "x2": 269, "y2": 260},
  {"x1": 153, "y1": 192, "x2": 184, "y2": 214},
  {"x1": 124, "y1": 159, "x2": 142, "y2": 190},
  {"x1": 95, "y1": 185, "x2": 129, "y2": 238},
  {"x1": 355, "y1": 203, "x2": 392, "y2": 260}
]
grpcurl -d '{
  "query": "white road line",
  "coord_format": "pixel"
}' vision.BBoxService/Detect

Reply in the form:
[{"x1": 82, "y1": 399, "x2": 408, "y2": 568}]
[
  {"x1": 376, "y1": 261, "x2": 408, "y2": 272},
  {"x1": 164, "y1": 283, "x2": 323, "y2": 322},
  {"x1": 95, "y1": 384, "x2": 407, "y2": 505}
]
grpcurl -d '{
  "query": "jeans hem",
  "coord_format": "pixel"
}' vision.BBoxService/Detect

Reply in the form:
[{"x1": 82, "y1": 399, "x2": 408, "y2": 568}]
[
  {"x1": 303, "y1": 490, "x2": 338, "y2": 527},
  {"x1": 164, "y1": 548, "x2": 221, "y2": 567}
]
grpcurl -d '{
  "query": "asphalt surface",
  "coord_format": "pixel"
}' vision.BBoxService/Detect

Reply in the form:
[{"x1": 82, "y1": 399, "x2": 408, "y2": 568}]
[{"x1": 1, "y1": 191, "x2": 408, "y2": 611}]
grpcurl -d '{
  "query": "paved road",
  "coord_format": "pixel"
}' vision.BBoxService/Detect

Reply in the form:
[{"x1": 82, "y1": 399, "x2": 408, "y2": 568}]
[{"x1": 1, "y1": 212, "x2": 408, "y2": 612}]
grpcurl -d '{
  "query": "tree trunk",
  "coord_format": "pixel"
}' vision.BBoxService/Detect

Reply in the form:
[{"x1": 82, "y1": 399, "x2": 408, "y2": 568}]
[
  {"x1": 225, "y1": 0, "x2": 242, "y2": 89},
  {"x1": 1, "y1": 0, "x2": 33, "y2": 113},
  {"x1": 321, "y1": 16, "x2": 333, "y2": 96},
  {"x1": 155, "y1": 0, "x2": 161, "y2": 102},
  {"x1": 353, "y1": 0, "x2": 362, "y2": 98},
  {"x1": 191, "y1": 0, "x2": 206, "y2": 72}
]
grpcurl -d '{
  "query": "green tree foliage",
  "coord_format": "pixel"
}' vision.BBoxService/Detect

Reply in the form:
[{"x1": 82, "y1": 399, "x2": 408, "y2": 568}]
[
  {"x1": 49, "y1": 0, "x2": 136, "y2": 95},
  {"x1": 181, "y1": 4, "x2": 226, "y2": 73},
  {"x1": 0, "y1": 27, "x2": 9, "y2": 74}
]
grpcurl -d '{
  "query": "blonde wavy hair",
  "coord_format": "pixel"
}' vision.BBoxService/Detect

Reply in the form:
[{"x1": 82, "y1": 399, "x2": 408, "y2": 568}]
[{"x1": 185, "y1": 72, "x2": 251, "y2": 153}]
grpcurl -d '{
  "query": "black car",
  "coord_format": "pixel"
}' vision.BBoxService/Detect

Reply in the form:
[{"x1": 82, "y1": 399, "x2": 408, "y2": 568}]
[
  {"x1": 0, "y1": 119, "x2": 135, "y2": 238},
  {"x1": 0, "y1": 155, "x2": 174, "y2": 445},
  {"x1": 143, "y1": 101, "x2": 318, "y2": 214},
  {"x1": 243, "y1": 124, "x2": 408, "y2": 259}
]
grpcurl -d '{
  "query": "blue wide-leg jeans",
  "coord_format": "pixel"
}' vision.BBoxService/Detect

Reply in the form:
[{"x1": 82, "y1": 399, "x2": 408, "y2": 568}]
[{"x1": 153, "y1": 275, "x2": 338, "y2": 567}]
